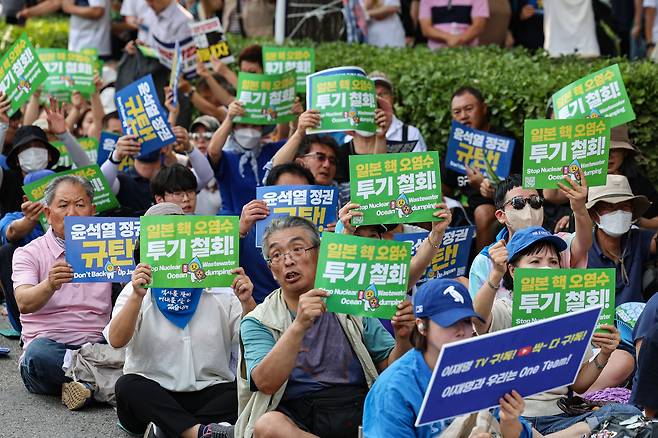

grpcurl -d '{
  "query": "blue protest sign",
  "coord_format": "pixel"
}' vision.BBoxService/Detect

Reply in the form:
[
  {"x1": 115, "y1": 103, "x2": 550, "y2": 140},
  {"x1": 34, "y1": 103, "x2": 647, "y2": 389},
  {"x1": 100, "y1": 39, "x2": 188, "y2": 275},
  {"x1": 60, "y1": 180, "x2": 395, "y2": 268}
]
[
  {"x1": 65, "y1": 216, "x2": 140, "y2": 283},
  {"x1": 115, "y1": 74, "x2": 175, "y2": 156},
  {"x1": 416, "y1": 306, "x2": 601, "y2": 426},
  {"x1": 97, "y1": 131, "x2": 134, "y2": 172},
  {"x1": 97, "y1": 131, "x2": 119, "y2": 166},
  {"x1": 255, "y1": 185, "x2": 338, "y2": 247},
  {"x1": 394, "y1": 225, "x2": 475, "y2": 285},
  {"x1": 445, "y1": 121, "x2": 515, "y2": 180}
]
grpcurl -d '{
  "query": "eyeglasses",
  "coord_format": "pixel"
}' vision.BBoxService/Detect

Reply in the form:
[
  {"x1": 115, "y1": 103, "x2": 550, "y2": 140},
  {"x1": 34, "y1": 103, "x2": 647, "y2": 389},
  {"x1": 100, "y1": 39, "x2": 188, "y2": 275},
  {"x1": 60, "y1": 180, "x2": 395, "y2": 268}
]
[
  {"x1": 266, "y1": 245, "x2": 318, "y2": 265},
  {"x1": 165, "y1": 190, "x2": 196, "y2": 200},
  {"x1": 190, "y1": 132, "x2": 213, "y2": 140},
  {"x1": 501, "y1": 195, "x2": 544, "y2": 210},
  {"x1": 304, "y1": 152, "x2": 337, "y2": 166}
]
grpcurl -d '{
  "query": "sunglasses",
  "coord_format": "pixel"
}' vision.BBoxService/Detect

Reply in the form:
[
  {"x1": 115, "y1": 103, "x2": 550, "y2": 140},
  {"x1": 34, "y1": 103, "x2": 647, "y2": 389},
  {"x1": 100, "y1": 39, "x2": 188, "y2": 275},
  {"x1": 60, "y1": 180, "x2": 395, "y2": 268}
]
[
  {"x1": 501, "y1": 195, "x2": 544, "y2": 210},
  {"x1": 190, "y1": 132, "x2": 213, "y2": 140}
]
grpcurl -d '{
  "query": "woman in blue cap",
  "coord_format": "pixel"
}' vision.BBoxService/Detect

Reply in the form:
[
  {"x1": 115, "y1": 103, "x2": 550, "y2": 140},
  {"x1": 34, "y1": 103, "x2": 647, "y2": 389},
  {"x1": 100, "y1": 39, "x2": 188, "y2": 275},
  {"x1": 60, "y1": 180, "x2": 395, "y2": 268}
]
[
  {"x1": 361, "y1": 278, "x2": 538, "y2": 438},
  {"x1": 473, "y1": 226, "x2": 639, "y2": 435}
]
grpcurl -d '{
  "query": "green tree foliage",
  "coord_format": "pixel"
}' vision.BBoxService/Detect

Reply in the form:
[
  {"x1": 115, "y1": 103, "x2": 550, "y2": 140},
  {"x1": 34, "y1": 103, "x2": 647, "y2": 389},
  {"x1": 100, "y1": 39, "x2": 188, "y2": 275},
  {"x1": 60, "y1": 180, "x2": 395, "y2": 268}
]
[{"x1": 5, "y1": 19, "x2": 658, "y2": 178}]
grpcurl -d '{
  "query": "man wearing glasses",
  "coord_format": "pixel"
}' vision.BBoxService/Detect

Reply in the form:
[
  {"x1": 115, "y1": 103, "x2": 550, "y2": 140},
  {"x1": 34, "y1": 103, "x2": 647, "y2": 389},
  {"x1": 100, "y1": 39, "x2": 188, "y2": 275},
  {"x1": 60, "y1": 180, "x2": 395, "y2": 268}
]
[
  {"x1": 235, "y1": 216, "x2": 415, "y2": 438},
  {"x1": 468, "y1": 173, "x2": 592, "y2": 300}
]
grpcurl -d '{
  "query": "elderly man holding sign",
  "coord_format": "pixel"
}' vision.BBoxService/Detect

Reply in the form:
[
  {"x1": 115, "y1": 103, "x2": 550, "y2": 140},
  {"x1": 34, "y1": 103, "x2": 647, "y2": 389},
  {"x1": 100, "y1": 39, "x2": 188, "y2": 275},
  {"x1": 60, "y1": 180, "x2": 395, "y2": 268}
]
[
  {"x1": 12, "y1": 175, "x2": 111, "y2": 409},
  {"x1": 236, "y1": 215, "x2": 422, "y2": 438}
]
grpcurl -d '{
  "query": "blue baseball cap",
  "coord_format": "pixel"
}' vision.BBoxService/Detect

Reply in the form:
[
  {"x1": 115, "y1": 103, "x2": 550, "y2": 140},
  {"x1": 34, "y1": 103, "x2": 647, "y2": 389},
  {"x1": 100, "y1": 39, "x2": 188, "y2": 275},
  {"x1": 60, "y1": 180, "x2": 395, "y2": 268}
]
[
  {"x1": 506, "y1": 226, "x2": 567, "y2": 262},
  {"x1": 413, "y1": 279, "x2": 483, "y2": 327}
]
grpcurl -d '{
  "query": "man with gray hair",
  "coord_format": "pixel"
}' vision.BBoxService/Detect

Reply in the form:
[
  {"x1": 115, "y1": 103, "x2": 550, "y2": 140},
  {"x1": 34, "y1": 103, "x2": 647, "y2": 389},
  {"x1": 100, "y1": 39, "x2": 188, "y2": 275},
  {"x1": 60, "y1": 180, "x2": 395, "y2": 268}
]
[
  {"x1": 236, "y1": 216, "x2": 415, "y2": 438},
  {"x1": 12, "y1": 175, "x2": 113, "y2": 410}
]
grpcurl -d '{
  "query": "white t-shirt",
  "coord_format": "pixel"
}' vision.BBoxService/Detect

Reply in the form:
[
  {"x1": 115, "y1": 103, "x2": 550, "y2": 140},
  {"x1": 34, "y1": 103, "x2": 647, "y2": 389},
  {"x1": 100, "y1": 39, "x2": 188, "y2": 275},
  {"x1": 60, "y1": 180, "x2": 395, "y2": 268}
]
[
  {"x1": 120, "y1": 0, "x2": 150, "y2": 42},
  {"x1": 140, "y1": 0, "x2": 194, "y2": 46},
  {"x1": 69, "y1": 0, "x2": 112, "y2": 56},
  {"x1": 366, "y1": 0, "x2": 406, "y2": 48},
  {"x1": 544, "y1": 0, "x2": 600, "y2": 57},
  {"x1": 104, "y1": 284, "x2": 241, "y2": 392},
  {"x1": 644, "y1": 0, "x2": 658, "y2": 44}
]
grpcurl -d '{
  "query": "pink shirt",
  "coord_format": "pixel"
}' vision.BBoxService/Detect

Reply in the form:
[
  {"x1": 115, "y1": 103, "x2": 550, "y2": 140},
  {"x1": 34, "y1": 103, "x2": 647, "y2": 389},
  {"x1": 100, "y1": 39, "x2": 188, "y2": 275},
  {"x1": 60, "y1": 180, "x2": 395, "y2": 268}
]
[
  {"x1": 12, "y1": 228, "x2": 112, "y2": 349},
  {"x1": 419, "y1": 0, "x2": 489, "y2": 50}
]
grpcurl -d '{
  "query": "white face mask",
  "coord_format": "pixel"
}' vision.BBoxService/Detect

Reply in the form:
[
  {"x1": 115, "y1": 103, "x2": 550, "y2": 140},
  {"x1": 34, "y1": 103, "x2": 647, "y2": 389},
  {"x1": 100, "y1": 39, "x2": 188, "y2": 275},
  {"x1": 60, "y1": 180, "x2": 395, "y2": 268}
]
[
  {"x1": 505, "y1": 205, "x2": 544, "y2": 232},
  {"x1": 233, "y1": 128, "x2": 261, "y2": 150},
  {"x1": 355, "y1": 130, "x2": 375, "y2": 138},
  {"x1": 598, "y1": 210, "x2": 633, "y2": 237},
  {"x1": 18, "y1": 147, "x2": 49, "y2": 173}
]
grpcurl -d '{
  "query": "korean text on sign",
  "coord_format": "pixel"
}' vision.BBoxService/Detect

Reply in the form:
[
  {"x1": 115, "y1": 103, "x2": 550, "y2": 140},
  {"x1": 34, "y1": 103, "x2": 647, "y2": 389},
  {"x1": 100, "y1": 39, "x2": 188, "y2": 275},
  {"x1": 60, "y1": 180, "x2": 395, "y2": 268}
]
[
  {"x1": 552, "y1": 64, "x2": 635, "y2": 128},
  {"x1": 416, "y1": 306, "x2": 601, "y2": 425},
  {"x1": 140, "y1": 215, "x2": 240, "y2": 288},
  {"x1": 350, "y1": 151, "x2": 442, "y2": 226},
  {"x1": 255, "y1": 185, "x2": 338, "y2": 247},
  {"x1": 512, "y1": 268, "x2": 615, "y2": 331},
  {"x1": 263, "y1": 46, "x2": 315, "y2": 93},
  {"x1": 522, "y1": 118, "x2": 611, "y2": 189},
  {"x1": 307, "y1": 68, "x2": 376, "y2": 134},
  {"x1": 22, "y1": 164, "x2": 119, "y2": 230},
  {"x1": 0, "y1": 33, "x2": 48, "y2": 116},
  {"x1": 394, "y1": 225, "x2": 475, "y2": 284},
  {"x1": 235, "y1": 70, "x2": 297, "y2": 125},
  {"x1": 445, "y1": 120, "x2": 516, "y2": 180},
  {"x1": 190, "y1": 17, "x2": 234, "y2": 66},
  {"x1": 65, "y1": 217, "x2": 140, "y2": 283},
  {"x1": 115, "y1": 74, "x2": 175, "y2": 156},
  {"x1": 315, "y1": 233, "x2": 411, "y2": 319}
]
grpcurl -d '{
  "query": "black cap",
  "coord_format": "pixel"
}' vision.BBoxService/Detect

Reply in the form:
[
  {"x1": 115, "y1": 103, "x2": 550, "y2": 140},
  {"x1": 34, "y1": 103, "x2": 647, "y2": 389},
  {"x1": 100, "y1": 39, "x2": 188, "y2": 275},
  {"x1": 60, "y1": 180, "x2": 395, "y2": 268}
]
[{"x1": 6, "y1": 125, "x2": 60, "y2": 171}]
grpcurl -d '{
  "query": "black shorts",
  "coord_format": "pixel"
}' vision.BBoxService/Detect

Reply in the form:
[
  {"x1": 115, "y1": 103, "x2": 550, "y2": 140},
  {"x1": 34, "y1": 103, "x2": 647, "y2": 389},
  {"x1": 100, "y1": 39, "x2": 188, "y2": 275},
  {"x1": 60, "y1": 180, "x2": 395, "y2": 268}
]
[{"x1": 276, "y1": 385, "x2": 368, "y2": 438}]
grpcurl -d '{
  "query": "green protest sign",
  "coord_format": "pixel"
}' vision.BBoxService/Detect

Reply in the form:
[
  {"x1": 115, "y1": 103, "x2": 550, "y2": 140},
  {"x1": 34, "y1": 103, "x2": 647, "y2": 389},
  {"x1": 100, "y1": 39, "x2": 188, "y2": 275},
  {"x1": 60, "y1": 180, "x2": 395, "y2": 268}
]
[
  {"x1": 37, "y1": 49, "x2": 96, "y2": 97},
  {"x1": 0, "y1": 33, "x2": 48, "y2": 117},
  {"x1": 80, "y1": 47, "x2": 103, "y2": 76},
  {"x1": 349, "y1": 151, "x2": 442, "y2": 226},
  {"x1": 54, "y1": 137, "x2": 98, "y2": 168},
  {"x1": 512, "y1": 268, "x2": 616, "y2": 331},
  {"x1": 522, "y1": 118, "x2": 610, "y2": 189},
  {"x1": 234, "y1": 71, "x2": 297, "y2": 125},
  {"x1": 552, "y1": 64, "x2": 635, "y2": 128},
  {"x1": 315, "y1": 232, "x2": 411, "y2": 319},
  {"x1": 22, "y1": 164, "x2": 119, "y2": 229},
  {"x1": 263, "y1": 46, "x2": 315, "y2": 94},
  {"x1": 308, "y1": 73, "x2": 376, "y2": 134},
  {"x1": 140, "y1": 215, "x2": 239, "y2": 288},
  {"x1": 137, "y1": 44, "x2": 159, "y2": 59}
]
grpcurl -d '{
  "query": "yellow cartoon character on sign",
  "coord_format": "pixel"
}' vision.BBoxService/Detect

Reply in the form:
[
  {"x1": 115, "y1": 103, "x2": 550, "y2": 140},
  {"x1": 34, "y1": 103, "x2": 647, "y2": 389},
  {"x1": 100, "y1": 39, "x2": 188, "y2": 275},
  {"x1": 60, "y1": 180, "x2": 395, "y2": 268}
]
[
  {"x1": 344, "y1": 108, "x2": 360, "y2": 126},
  {"x1": 183, "y1": 256, "x2": 207, "y2": 282},
  {"x1": 562, "y1": 159, "x2": 582, "y2": 184},
  {"x1": 389, "y1": 193, "x2": 413, "y2": 216},
  {"x1": 358, "y1": 284, "x2": 380, "y2": 311}
]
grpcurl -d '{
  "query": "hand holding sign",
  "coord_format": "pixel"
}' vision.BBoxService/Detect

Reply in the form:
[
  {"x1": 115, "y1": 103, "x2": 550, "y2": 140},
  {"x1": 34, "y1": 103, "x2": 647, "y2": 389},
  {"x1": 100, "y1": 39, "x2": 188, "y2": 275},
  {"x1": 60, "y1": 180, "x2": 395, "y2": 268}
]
[
  {"x1": 294, "y1": 289, "x2": 329, "y2": 331},
  {"x1": 499, "y1": 390, "x2": 526, "y2": 438},
  {"x1": 47, "y1": 261, "x2": 74, "y2": 293},
  {"x1": 132, "y1": 263, "x2": 152, "y2": 297},
  {"x1": 115, "y1": 135, "x2": 142, "y2": 160},
  {"x1": 430, "y1": 203, "x2": 452, "y2": 236},
  {"x1": 231, "y1": 267, "x2": 254, "y2": 304},
  {"x1": 227, "y1": 100, "x2": 245, "y2": 121},
  {"x1": 239, "y1": 199, "x2": 270, "y2": 237},
  {"x1": 465, "y1": 165, "x2": 485, "y2": 190},
  {"x1": 21, "y1": 198, "x2": 44, "y2": 223},
  {"x1": 391, "y1": 300, "x2": 414, "y2": 339},
  {"x1": 591, "y1": 324, "x2": 620, "y2": 357},
  {"x1": 557, "y1": 168, "x2": 588, "y2": 214},
  {"x1": 0, "y1": 92, "x2": 9, "y2": 124},
  {"x1": 297, "y1": 110, "x2": 321, "y2": 133},
  {"x1": 338, "y1": 202, "x2": 362, "y2": 234}
]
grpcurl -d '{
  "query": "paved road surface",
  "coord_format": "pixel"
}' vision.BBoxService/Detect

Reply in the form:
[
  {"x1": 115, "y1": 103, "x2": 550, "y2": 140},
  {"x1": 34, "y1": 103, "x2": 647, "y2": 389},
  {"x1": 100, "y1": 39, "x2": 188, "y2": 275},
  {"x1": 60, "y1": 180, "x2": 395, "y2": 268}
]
[{"x1": 0, "y1": 314, "x2": 123, "y2": 438}]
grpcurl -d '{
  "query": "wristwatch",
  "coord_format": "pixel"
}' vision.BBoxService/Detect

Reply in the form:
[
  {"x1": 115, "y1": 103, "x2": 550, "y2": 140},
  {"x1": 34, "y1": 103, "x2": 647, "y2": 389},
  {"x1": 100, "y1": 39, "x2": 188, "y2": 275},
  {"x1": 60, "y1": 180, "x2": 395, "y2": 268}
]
[{"x1": 108, "y1": 150, "x2": 122, "y2": 164}]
